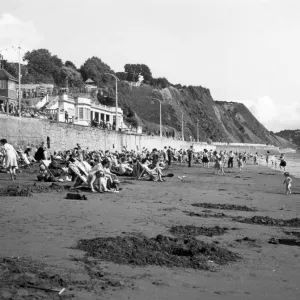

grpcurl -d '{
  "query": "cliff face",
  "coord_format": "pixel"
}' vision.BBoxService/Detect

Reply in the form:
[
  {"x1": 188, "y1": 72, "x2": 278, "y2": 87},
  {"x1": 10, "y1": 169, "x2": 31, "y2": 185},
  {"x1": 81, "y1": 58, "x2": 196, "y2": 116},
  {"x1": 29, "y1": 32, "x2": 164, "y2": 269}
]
[
  {"x1": 275, "y1": 130, "x2": 300, "y2": 148},
  {"x1": 116, "y1": 83, "x2": 292, "y2": 147}
]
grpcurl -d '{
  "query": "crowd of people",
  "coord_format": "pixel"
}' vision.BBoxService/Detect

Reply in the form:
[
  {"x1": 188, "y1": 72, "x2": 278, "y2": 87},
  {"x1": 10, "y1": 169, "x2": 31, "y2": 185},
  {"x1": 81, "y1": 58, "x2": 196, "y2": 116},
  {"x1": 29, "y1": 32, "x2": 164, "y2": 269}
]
[
  {"x1": 0, "y1": 140, "x2": 291, "y2": 194},
  {"x1": 0, "y1": 101, "x2": 55, "y2": 120},
  {"x1": 91, "y1": 118, "x2": 116, "y2": 130}
]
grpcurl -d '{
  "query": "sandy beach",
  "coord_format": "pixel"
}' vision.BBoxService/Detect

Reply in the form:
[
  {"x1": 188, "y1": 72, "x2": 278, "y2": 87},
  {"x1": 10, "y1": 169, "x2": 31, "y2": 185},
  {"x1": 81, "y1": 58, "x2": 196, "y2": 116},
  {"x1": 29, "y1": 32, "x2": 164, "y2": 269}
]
[{"x1": 1, "y1": 162, "x2": 300, "y2": 300}]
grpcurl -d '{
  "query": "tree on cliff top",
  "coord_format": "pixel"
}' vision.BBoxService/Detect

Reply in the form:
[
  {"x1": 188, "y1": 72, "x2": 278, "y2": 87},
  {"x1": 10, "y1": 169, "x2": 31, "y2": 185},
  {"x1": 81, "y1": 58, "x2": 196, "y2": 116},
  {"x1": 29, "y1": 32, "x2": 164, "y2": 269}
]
[
  {"x1": 65, "y1": 60, "x2": 77, "y2": 70},
  {"x1": 22, "y1": 49, "x2": 63, "y2": 84},
  {"x1": 124, "y1": 64, "x2": 152, "y2": 83},
  {"x1": 59, "y1": 66, "x2": 83, "y2": 88},
  {"x1": 80, "y1": 57, "x2": 115, "y2": 87}
]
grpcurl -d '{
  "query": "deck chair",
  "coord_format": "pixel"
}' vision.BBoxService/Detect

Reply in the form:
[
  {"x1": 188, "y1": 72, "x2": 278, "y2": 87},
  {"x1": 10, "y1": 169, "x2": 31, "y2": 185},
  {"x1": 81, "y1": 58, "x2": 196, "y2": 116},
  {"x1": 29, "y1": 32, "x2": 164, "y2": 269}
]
[
  {"x1": 73, "y1": 159, "x2": 89, "y2": 177},
  {"x1": 68, "y1": 163, "x2": 88, "y2": 190},
  {"x1": 41, "y1": 160, "x2": 58, "y2": 182},
  {"x1": 137, "y1": 161, "x2": 158, "y2": 181}
]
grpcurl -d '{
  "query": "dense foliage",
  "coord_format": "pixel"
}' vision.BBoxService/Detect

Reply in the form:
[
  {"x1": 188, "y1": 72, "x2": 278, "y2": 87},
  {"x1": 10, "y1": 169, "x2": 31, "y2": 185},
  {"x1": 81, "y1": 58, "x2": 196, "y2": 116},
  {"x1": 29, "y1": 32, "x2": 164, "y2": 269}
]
[
  {"x1": 23, "y1": 49, "x2": 63, "y2": 84},
  {"x1": 3, "y1": 49, "x2": 173, "y2": 90},
  {"x1": 79, "y1": 56, "x2": 115, "y2": 87}
]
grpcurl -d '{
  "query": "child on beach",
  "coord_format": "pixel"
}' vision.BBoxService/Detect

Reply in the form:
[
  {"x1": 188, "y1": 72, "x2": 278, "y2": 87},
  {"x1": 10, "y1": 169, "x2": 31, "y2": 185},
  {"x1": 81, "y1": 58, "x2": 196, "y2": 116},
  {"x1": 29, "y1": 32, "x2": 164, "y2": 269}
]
[
  {"x1": 283, "y1": 172, "x2": 292, "y2": 195},
  {"x1": 253, "y1": 152, "x2": 258, "y2": 165},
  {"x1": 280, "y1": 156, "x2": 287, "y2": 171},
  {"x1": 213, "y1": 152, "x2": 220, "y2": 174},
  {"x1": 237, "y1": 153, "x2": 243, "y2": 170}
]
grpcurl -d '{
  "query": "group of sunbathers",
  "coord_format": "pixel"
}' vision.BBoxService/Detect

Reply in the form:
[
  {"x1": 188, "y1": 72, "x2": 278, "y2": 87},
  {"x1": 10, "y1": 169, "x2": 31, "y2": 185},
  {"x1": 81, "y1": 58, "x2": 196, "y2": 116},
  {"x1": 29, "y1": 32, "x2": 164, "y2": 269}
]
[
  {"x1": 1, "y1": 140, "x2": 258, "y2": 190},
  {"x1": 32, "y1": 144, "x2": 171, "y2": 193}
]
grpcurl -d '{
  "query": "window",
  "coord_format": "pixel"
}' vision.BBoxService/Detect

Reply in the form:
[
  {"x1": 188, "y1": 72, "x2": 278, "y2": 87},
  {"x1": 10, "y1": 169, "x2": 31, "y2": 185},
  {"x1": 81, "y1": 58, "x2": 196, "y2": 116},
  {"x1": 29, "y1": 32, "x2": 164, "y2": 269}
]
[
  {"x1": 78, "y1": 107, "x2": 83, "y2": 119},
  {"x1": 77, "y1": 107, "x2": 90, "y2": 120},
  {"x1": 106, "y1": 115, "x2": 110, "y2": 122},
  {"x1": 8, "y1": 81, "x2": 16, "y2": 90},
  {"x1": 84, "y1": 108, "x2": 90, "y2": 120},
  {"x1": 0, "y1": 80, "x2": 7, "y2": 89}
]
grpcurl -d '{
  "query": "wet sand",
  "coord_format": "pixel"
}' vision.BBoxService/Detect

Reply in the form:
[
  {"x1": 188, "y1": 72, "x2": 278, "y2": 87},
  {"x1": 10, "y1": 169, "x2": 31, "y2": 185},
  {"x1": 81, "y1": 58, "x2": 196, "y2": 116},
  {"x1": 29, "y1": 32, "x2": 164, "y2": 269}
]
[{"x1": 0, "y1": 162, "x2": 300, "y2": 299}]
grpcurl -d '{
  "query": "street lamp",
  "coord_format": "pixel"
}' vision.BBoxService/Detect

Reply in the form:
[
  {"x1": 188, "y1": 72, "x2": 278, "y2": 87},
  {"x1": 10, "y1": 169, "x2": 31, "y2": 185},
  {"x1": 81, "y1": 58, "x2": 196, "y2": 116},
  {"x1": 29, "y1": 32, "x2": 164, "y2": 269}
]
[
  {"x1": 196, "y1": 118, "x2": 199, "y2": 142},
  {"x1": 12, "y1": 46, "x2": 22, "y2": 117},
  {"x1": 181, "y1": 112, "x2": 184, "y2": 141},
  {"x1": 150, "y1": 97, "x2": 162, "y2": 138},
  {"x1": 18, "y1": 46, "x2": 21, "y2": 117},
  {"x1": 104, "y1": 73, "x2": 119, "y2": 131}
]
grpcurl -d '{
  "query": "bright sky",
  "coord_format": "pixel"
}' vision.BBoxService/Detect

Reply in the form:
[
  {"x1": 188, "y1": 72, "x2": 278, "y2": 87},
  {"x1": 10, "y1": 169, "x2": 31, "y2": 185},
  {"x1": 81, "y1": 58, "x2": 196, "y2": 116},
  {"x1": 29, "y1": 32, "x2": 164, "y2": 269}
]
[{"x1": 1, "y1": 0, "x2": 299, "y2": 132}]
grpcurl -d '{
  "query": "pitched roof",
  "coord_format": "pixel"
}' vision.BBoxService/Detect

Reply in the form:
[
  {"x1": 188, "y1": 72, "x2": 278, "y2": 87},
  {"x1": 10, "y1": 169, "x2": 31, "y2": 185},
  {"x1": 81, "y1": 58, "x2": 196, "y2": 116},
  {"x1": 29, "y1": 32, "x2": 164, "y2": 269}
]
[
  {"x1": 0, "y1": 68, "x2": 18, "y2": 82},
  {"x1": 85, "y1": 78, "x2": 95, "y2": 84}
]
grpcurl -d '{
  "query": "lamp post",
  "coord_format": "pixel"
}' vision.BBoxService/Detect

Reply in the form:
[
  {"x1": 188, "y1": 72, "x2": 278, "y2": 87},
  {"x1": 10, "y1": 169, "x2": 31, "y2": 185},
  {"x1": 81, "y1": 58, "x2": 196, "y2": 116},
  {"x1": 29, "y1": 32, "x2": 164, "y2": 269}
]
[
  {"x1": 181, "y1": 112, "x2": 184, "y2": 141},
  {"x1": 150, "y1": 97, "x2": 162, "y2": 138},
  {"x1": 104, "y1": 73, "x2": 119, "y2": 131},
  {"x1": 18, "y1": 46, "x2": 21, "y2": 117},
  {"x1": 196, "y1": 118, "x2": 199, "y2": 142}
]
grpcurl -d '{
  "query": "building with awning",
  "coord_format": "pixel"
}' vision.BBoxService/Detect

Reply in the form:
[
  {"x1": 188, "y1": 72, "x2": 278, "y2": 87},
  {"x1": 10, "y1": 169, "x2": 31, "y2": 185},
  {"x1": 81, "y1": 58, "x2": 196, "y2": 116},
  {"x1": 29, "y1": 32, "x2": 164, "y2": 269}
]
[{"x1": 46, "y1": 92, "x2": 124, "y2": 129}]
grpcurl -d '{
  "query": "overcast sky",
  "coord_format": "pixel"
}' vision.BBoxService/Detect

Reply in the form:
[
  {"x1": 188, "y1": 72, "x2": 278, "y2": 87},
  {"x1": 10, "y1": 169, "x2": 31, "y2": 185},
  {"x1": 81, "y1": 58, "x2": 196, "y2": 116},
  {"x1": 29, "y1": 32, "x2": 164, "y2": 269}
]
[{"x1": 1, "y1": 0, "x2": 299, "y2": 132}]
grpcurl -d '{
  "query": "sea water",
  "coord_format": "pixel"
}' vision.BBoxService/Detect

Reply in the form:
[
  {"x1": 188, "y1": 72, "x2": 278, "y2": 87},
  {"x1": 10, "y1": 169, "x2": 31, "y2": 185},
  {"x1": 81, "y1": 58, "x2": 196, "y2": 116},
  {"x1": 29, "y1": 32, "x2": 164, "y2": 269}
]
[{"x1": 258, "y1": 150, "x2": 300, "y2": 179}]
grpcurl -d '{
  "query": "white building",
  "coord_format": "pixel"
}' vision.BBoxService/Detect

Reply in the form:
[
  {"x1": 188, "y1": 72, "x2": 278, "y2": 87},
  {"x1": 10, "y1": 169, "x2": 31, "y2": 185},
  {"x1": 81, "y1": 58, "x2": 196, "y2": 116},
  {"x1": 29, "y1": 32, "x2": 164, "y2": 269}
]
[{"x1": 46, "y1": 92, "x2": 124, "y2": 128}]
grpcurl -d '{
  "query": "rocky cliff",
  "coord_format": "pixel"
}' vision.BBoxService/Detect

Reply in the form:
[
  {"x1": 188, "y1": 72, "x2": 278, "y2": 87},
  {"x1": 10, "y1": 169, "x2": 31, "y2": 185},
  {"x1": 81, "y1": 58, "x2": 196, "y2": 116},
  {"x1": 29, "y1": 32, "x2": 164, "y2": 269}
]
[{"x1": 116, "y1": 83, "x2": 292, "y2": 148}]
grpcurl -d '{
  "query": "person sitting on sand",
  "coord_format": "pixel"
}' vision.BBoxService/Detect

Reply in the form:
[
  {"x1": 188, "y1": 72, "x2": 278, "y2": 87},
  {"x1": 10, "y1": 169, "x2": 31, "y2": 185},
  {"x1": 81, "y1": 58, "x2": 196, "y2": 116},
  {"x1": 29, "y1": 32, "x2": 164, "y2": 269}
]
[
  {"x1": 86, "y1": 161, "x2": 107, "y2": 192},
  {"x1": 96, "y1": 170, "x2": 118, "y2": 193},
  {"x1": 283, "y1": 172, "x2": 292, "y2": 195},
  {"x1": 86, "y1": 163, "x2": 119, "y2": 193},
  {"x1": 141, "y1": 158, "x2": 163, "y2": 182},
  {"x1": 118, "y1": 157, "x2": 133, "y2": 175}
]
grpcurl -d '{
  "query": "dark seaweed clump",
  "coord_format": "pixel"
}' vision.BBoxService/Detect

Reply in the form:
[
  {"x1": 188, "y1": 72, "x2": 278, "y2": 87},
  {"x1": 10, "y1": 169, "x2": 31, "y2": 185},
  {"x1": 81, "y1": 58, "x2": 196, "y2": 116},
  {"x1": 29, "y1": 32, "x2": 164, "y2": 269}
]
[
  {"x1": 183, "y1": 211, "x2": 228, "y2": 218},
  {"x1": 191, "y1": 203, "x2": 257, "y2": 212},
  {"x1": 170, "y1": 225, "x2": 228, "y2": 237},
  {"x1": 0, "y1": 183, "x2": 70, "y2": 197},
  {"x1": 76, "y1": 235, "x2": 240, "y2": 270},
  {"x1": 233, "y1": 216, "x2": 300, "y2": 227}
]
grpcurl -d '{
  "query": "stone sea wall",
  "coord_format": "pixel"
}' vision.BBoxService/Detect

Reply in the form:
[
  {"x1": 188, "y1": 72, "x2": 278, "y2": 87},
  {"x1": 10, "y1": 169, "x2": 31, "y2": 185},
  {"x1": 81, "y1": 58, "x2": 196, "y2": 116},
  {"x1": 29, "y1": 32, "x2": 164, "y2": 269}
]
[
  {"x1": 0, "y1": 114, "x2": 279, "y2": 153},
  {"x1": 0, "y1": 115, "x2": 214, "y2": 152}
]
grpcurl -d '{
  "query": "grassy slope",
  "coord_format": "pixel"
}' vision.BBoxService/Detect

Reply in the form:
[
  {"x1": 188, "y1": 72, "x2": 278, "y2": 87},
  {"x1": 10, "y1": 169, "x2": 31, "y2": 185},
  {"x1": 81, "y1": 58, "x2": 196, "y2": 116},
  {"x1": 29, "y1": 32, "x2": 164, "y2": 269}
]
[{"x1": 115, "y1": 83, "x2": 292, "y2": 147}]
